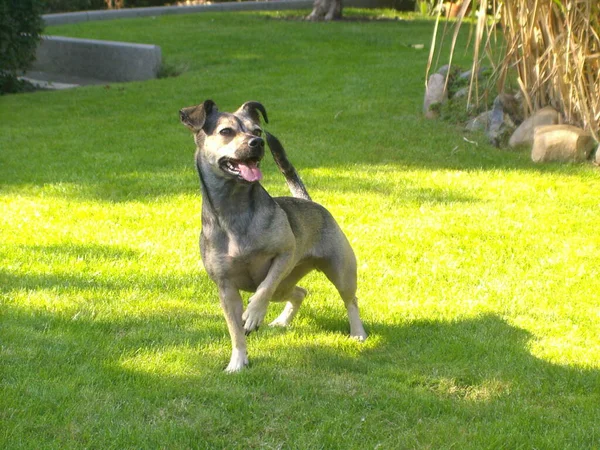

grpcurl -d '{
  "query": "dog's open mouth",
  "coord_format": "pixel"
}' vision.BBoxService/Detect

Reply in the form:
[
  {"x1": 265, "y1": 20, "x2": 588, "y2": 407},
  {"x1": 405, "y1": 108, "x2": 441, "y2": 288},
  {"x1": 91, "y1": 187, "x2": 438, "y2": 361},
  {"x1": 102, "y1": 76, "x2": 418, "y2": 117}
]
[{"x1": 219, "y1": 158, "x2": 263, "y2": 183}]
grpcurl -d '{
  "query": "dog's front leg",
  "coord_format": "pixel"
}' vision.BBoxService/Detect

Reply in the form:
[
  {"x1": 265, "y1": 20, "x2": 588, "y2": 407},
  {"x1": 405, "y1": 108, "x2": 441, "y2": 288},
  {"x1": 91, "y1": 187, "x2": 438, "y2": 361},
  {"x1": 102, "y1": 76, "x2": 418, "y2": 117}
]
[
  {"x1": 242, "y1": 251, "x2": 294, "y2": 333},
  {"x1": 218, "y1": 284, "x2": 249, "y2": 372}
]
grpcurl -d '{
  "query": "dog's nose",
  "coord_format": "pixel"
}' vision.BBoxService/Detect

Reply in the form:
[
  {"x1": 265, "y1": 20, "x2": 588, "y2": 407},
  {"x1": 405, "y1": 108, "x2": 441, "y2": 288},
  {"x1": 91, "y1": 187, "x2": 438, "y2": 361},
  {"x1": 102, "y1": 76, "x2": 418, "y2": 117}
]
[{"x1": 248, "y1": 137, "x2": 264, "y2": 149}]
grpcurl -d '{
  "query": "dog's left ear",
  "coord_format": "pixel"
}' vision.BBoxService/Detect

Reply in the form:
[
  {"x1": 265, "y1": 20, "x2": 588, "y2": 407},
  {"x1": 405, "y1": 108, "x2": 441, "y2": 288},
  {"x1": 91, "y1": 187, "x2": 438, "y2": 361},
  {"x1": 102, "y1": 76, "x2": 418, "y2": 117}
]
[
  {"x1": 238, "y1": 101, "x2": 269, "y2": 125},
  {"x1": 179, "y1": 100, "x2": 217, "y2": 132}
]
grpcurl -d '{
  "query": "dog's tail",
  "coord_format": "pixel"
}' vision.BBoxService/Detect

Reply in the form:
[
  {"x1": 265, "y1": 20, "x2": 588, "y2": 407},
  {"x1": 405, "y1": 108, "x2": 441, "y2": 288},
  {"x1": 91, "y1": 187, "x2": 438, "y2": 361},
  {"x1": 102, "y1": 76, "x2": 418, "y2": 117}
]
[{"x1": 265, "y1": 132, "x2": 311, "y2": 201}]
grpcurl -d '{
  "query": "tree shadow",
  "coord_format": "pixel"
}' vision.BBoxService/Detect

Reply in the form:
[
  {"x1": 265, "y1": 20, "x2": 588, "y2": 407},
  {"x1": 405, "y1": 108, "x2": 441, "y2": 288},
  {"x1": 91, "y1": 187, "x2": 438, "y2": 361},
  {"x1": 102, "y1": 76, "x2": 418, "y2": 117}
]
[
  {"x1": 250, "y1": 312, "x2": 600, "y2": 447},
  {"x1": 4, "y1": 284, "x2": 597, "y2": 448},
  {"x1": 1, "y1": 109, "x2": 591, "y2": 205},
  {"x1": 0, "y1": 243, "x2": 198, "y2": 295}
]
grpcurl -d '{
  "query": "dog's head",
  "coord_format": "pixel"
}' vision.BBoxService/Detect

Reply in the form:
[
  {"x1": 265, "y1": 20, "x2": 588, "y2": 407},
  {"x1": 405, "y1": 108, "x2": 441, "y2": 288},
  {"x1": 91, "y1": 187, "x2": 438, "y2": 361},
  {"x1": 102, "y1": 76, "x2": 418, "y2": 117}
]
[{"x1": 180, "y1": 100, "x2": 268, "y2": 183}]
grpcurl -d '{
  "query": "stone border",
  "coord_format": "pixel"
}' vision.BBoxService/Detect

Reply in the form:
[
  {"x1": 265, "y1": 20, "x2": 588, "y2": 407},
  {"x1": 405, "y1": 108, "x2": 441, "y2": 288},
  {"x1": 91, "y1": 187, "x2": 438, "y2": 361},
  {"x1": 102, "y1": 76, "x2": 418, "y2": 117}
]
[
  {"x1": 31, "y1": 35, "x2": 162, "y2": 83},
  {"x1": 42, "y1": 0, "x2": 380, "y2": 26}
]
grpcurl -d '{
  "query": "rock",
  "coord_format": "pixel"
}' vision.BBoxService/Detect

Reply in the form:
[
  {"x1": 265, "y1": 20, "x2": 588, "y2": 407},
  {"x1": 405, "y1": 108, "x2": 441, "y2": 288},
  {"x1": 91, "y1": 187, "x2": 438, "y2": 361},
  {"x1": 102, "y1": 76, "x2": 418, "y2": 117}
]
[
  {"x1": 531, "y1": 125, "x2": 596, "y2": 163},
  {"x1": 497, "y1": 93, "x2": 523, "y2": 124},
  {"x1": 453, "y1": 86, "x2": 469, "y2": 99},
  {"x1": 488, "y1": 94, "x2": 518, "y2": 147},
  {"x1": 509, "y1": 106, "x2": 560, "y2": 148},
  {"x1": 459, "y1": 69, "x2": 472, "y2": 80},
  {"x1": 423, "y1": 73, "x2": 448, "y2": 117},
  {"x1": 465, "y1": 111, "x2": 491, "y2": 132},
  {"x1": 306, "y1": 0, "x2": 342, "y2": 21},
  {"x1": 458, "y1": 67, "x2": 489, "y2": 81},
  {"x1": 437, "y1": 64, "x2": 450, "y2": 77}
]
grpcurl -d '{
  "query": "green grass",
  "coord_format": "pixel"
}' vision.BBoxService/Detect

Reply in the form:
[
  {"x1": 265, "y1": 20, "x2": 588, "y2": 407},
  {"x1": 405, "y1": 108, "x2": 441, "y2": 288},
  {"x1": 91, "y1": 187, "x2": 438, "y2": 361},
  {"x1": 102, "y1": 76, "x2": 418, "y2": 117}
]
[{"x1": 1, "y1": 9, "x2": 600, "y2": 449}]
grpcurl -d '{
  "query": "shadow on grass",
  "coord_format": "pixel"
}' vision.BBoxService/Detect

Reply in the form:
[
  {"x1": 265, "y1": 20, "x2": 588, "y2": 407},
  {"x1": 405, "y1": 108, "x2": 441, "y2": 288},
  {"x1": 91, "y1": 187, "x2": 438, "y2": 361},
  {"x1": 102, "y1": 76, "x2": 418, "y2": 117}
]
[
  {"x1": 249, "y1": 312, "x2": 600, "y2": 448},
  {"x1": 3, "y1": 277, "x2": 599, "y2": 448},
  {"x1": 307, "y1": 310, "x2": 597, "y2": 395},
  {"x1": 2, "y1": 242, "x2": 140, "y2": 261},
  {"x1": 0, "y1": 120, "x2": 594, "y2": 205},
  {"x1": 297, "y1": 170, "x2": 480, "y2": 205},
  {"x1": 0, "y1": 243, "x2": 195, "y2": 295}
]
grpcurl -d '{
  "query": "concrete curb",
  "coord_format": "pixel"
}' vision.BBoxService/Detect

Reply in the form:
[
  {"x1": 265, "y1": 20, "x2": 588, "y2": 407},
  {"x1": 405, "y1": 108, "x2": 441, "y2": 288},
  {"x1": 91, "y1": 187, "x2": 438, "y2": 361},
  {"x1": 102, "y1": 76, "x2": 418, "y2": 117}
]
[
  {"x1": 31, "y1": 35, "x2": 162, "y2": 83},
  {"x1": 20, "y1": 75, "x2": 80, "y2": 90},
  {"x1": 42, "y1": 0, "x2": 379, "y2": 26}
]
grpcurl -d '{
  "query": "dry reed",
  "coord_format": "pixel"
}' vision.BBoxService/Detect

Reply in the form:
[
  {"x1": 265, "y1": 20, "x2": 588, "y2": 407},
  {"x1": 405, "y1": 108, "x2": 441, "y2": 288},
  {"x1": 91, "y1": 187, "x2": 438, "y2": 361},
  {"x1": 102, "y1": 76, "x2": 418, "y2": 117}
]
[{"x1": 427, "y1": 0, "x2": 600, "y2": 141}]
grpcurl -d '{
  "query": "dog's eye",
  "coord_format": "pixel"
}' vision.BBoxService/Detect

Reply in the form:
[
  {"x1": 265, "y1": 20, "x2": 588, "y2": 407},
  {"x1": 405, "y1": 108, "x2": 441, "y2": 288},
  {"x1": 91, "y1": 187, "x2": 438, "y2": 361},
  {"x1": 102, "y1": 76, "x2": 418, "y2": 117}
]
[
  {"x1": 219, "y1": 128, "x2": 234, "y2": 137},
  {"x1": 253, "y1": 129, "x2": 262, "y2": 137}
]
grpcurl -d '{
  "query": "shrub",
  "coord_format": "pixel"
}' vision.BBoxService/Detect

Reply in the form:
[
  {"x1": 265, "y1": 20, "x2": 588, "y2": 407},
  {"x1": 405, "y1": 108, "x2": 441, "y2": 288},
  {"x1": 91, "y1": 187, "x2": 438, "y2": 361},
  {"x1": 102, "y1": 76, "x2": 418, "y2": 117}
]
[
  {"x1": 393, "y1": 0, "x2": 416, "y2": 11},
  {"x1": 0, "y1": 0, "x2": 44, "y2": 94}
]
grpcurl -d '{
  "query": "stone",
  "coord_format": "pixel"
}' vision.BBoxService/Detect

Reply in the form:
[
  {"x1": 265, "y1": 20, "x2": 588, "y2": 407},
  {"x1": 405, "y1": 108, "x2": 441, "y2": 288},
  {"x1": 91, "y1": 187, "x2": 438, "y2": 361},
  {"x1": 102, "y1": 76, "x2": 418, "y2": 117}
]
[
  {"x1": 465, "y1": 111, "x2": 491, "y2": 132},
  {"x1": 459, "y1": 69, "x2": 472, "y2": 80},
  {"x1": 306, "y1": 0, "x2": 342, "y2": 21},
  {"x1": 487, "y1": 94, "x2": 517, "y2": 147},
  {"x1": 32, "y1": 35, "x2": 162, "y2": 83},
  {"x1": 497, "y1": 93, "x2": 523, "y2": 124},
  {"x1": 453, "y1": 86, "x2": 469, "y2": 99},
  {"x1": 531, "y1": 125, "x2": 596, "y2": 163},
  {"x1": 509, "y1": 106, "x2": 559, "y2": 148},
  {"x1": 423, "y1": 73, "x2": 448, "y2": 117},
  {"x1": 437, "y1": 64, "x2": 451, "y2": 77},
  {"x1": 458, "y1": 66, "x2": 489, "y2": 81}
]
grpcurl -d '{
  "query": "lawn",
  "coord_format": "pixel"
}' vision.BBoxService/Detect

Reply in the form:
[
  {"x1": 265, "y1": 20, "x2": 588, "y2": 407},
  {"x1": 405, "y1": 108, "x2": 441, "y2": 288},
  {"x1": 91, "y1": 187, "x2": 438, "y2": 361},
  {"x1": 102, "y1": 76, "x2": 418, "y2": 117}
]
[{"x1": 1, "y1": 8, "x2": 599, "y2": 449}]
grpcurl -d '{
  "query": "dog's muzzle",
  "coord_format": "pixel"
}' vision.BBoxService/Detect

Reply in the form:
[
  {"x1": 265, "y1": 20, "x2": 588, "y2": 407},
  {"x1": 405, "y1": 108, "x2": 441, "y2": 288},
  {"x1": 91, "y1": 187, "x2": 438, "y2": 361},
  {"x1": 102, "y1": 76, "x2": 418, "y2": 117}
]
[{"x1": 219, "y1": 137, "x2": 265, "y2": 183}]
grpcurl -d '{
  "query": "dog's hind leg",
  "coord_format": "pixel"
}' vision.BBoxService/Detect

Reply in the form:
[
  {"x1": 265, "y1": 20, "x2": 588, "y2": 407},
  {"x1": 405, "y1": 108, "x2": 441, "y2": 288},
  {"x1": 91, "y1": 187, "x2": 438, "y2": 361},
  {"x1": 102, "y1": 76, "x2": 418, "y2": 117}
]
[
  {"x1": 269, "y1": 286, "x2": 307, "y2": 327},
  {"x1": 341, "y1": 293, "x2": 367, "y2": 342},
  {"x1": 320, "y1": 253, "x2": 367, "y2": 341}
]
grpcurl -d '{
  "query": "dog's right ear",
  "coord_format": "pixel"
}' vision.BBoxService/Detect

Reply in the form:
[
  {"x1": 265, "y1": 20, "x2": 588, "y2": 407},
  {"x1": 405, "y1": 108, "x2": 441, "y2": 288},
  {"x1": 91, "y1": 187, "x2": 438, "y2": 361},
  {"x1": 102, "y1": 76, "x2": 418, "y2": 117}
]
[{"x1": 179, "y1": 100, "x2": 217, "y2": 132}]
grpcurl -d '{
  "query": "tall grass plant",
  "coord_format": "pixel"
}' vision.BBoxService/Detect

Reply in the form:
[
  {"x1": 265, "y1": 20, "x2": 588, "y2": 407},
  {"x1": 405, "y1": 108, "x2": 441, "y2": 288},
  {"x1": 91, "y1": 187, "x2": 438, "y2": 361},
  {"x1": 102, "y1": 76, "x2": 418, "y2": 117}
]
[{"x1": 427, "y1": 0, "x2": 600, "y2": 140}]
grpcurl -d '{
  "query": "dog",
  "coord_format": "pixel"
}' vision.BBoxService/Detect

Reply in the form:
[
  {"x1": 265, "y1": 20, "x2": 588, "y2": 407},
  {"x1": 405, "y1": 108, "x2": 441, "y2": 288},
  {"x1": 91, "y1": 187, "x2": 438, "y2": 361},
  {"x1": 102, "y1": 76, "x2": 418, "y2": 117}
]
[{"x1": 179, "y1": 100, "x2": 367, "y2": 372}]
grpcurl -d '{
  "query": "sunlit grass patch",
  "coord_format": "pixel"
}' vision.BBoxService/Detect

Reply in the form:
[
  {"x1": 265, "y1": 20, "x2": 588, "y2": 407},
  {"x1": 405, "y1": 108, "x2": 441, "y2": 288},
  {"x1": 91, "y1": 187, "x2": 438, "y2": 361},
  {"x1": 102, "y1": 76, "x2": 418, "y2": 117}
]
[{"x1": 1, "y1": 9, "x2": 599, "y2": 450}]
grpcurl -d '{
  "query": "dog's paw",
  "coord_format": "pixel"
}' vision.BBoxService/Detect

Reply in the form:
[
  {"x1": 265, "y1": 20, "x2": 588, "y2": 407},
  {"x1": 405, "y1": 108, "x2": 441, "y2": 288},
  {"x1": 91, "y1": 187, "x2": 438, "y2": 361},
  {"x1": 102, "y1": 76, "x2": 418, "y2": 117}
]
[
  {"x1": 242, "y1": 301, "x2": 267, "y2": 333},
  {"x1": 225, "y1": 349, "x2": 249, "y2": 373},
  {"x1": 268, "y1": 317, "x2": 288, "y2": 327},
  {"x1": 269, "y1": 291, "x2": 305, "y2": 328},
  {"x1": 350, "y1": 332, "x2": 368, "y2": 342},
  {"x1": 269, "y1": 303, "x2": 296, "y2": 328}
]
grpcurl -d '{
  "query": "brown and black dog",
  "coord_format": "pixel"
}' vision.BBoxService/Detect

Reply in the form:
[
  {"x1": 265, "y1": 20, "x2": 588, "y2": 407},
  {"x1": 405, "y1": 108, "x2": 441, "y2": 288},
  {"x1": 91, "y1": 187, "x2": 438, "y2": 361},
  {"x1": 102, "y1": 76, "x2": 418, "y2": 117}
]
[{"x1": 180, "y1": 100, "x2": 367, "y2": 372}]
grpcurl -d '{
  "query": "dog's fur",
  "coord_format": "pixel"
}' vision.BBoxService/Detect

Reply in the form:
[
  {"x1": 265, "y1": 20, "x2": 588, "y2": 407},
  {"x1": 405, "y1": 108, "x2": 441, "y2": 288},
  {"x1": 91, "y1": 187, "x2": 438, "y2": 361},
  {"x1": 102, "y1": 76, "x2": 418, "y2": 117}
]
[{"x1": 179, "y1": 100, "x2": 367, "y2": 372}]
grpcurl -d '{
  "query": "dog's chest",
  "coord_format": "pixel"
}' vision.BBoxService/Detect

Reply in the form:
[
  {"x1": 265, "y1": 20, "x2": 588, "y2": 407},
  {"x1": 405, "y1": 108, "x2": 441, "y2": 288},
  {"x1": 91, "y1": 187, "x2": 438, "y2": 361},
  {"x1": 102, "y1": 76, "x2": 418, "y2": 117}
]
[{"x1": 200, "y1": 229, "x2": 274, "y2": 289}]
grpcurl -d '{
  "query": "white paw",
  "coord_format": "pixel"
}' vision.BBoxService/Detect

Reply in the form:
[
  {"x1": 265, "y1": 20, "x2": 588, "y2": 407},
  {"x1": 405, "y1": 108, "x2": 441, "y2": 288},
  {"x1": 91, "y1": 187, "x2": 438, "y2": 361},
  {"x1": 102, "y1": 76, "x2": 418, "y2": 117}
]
[
  {"x1": 269, "y1": 316, "x2": 289, "y2": 327},
  {"x1": 225, "y1": 349, "x2": 249, "y2": 373},
  {"x1": 269, "y1": 303, "x2": 295, "y2": 327},
  {"x1": 350, "y1": 332, "x2": 368, "y2": 342}
]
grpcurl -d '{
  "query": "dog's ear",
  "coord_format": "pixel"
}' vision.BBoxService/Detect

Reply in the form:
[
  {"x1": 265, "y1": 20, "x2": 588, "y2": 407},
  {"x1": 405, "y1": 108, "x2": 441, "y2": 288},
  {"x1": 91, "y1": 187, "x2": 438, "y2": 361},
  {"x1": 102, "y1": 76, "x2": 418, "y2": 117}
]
[
  {"x1": 238, "y1": 101, "x2": 269, "y2": 124},
  {"x1": 179, "y1": 100, "x2": 217, "y2": 132}
]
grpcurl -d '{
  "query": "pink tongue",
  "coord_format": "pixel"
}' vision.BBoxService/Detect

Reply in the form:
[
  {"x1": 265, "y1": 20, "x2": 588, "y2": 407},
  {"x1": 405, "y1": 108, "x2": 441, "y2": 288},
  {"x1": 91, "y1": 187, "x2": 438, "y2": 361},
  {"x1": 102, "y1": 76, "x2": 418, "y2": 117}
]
[{"x1": 238, "y1": 162, "x2": 262, "y2": 182}]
